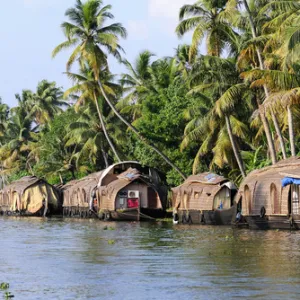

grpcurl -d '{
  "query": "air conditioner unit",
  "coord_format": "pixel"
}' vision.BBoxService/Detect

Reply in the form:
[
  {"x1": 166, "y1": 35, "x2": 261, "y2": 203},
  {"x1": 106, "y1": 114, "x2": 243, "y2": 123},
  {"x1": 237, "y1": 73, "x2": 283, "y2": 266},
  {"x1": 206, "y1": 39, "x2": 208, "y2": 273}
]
[{"x1": 128, "y1": 190, "x2": 139, "y2": 198}]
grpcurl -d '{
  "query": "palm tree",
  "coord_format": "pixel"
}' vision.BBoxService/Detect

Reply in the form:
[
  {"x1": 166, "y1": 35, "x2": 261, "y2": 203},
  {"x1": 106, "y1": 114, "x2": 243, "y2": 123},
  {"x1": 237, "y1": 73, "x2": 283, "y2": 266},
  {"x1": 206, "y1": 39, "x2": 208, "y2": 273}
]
[
  {"x1": 0, "y1": 98, "x2": 9, "y2": 143},
  {"x1": 53, "y1": 0, "x2": 186, "y2": 179},
  {"x1": 0, "y1": 95, "x2": 33, "y2": 176},
  {"x1": 30, "y1": 80, "x2": 68, "y2": 126},
  {"x1": 236, "y1": 0, "x2": 300, "y2": 162},
  {"x1": 215, "y1": 84, "x2": 248, "y2": 177},
  {"x1": 176, "y1": 0, "x2": 239, "y2": 60},
  {"x1": 65, "y1": 101, "x2": 126, "y2": 168},
  {"x1": 64, "y1": 64, "x2": 121, "y2": 162},
  {"x1": 118, "y1": 50, "x2": 154, "y2": 120},
  {"x1": 183, "y1": 55, "x2": 250, "y2": 176}
]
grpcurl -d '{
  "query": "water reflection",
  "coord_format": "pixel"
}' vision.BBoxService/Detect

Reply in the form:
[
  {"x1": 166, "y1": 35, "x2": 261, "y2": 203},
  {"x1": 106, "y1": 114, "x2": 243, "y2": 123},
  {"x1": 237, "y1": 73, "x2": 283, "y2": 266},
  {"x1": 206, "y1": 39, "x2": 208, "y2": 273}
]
[{"x1": 1, "y1": 218, "x2": 300, "y2": 299}]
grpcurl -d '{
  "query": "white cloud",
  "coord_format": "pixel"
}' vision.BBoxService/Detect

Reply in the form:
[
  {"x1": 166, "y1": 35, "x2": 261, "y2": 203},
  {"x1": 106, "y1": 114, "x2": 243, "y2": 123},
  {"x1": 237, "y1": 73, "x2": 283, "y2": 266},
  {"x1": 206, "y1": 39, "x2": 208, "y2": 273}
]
[{"x1": 127, "y1": 20, "x2": 149, "y2": 40}]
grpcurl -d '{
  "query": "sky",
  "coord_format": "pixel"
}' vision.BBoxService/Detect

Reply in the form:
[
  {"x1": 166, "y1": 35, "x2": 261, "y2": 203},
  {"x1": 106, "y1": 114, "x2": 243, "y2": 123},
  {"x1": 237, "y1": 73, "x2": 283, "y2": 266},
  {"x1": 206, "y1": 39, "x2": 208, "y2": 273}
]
[{"x1": 0, "y1": 0, "x2": 200, "y2": 108}]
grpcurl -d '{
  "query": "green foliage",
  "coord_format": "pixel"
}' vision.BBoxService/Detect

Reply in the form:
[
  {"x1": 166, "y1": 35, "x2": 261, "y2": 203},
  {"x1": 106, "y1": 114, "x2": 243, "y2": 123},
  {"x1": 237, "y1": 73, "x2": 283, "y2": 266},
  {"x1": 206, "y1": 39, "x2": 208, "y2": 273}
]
[
  {"x1": 7, "y1": 170, "x2": 30, "y2": 183},
  {"x1": 0, "y1": 283, "x2": 9, "y2": 290},
  {"x1": 3, "y1": 0, "x2": 300, "y2": 191}
]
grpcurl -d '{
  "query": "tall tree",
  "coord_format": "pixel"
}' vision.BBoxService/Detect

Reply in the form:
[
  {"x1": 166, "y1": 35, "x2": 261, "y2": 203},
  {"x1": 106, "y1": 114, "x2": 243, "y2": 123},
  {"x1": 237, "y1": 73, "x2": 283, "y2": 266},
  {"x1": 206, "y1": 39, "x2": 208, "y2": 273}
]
[
  {"x1": 53, "y1": 0, "x2": 186, "y2": 179},
  {"x1": 65, "y1": 64, "x2": 121, "y2": 162},
  {"x1": 30, "y1": 80, "x2": 67, "y2": 126},
  {"x1": 176, "y1": 0, "x2": 239, "y2": 60}
]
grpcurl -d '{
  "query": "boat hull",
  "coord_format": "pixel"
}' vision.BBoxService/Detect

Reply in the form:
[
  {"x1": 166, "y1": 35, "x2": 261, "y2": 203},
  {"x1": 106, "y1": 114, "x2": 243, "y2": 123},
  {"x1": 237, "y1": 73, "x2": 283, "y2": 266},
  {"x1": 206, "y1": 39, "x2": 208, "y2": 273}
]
[
  {"x1": 63, "y1": 206, "x2": 97, "y2": 218},
  {"x1": 100, "y1": 208, "x2": 166, "y2": 221},
  {"x1": 245, "y1": 215, "x2": 300, "y2": 230},
  {"x1": 0, "y1": 204, "x2": 59, "y2": 217},
  {"x1": 176, "y1": 206, "x2": 236, "y2": 225}
]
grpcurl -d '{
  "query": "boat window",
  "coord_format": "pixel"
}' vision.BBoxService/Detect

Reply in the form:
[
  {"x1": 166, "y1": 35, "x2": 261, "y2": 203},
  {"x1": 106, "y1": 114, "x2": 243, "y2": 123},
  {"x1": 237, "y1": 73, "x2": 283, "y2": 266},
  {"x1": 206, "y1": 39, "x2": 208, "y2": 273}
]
[
  {"x1": 292, "y1": 184, "x2": 299, "y2": 215},
  {"x1": 270, "y1": 183, "x2": 280, "y2": 214},
  {"x1": 193, "y1": 188, "x2": 202, "y2": 200},
  {"x1": 213, "y1": 187, "x2": 231, "y2": 210},
  {"x1": 244, "y1": 185, "x2": 251, "y2": 215}
]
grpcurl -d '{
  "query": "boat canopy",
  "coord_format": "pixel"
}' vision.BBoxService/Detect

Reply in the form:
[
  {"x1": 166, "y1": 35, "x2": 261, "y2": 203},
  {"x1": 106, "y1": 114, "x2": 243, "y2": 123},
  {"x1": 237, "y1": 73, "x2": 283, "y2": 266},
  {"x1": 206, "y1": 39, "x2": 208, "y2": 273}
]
[{"x1": 281, "y1": 177, "x2": 300, "y2": 187}]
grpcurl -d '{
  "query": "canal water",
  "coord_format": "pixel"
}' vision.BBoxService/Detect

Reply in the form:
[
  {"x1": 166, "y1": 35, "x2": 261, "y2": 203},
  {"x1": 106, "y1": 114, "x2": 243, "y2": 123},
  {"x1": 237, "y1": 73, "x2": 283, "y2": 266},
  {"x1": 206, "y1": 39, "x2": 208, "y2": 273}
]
[{"x1": 1, "y1": 218, "x2": 300, "y2": 299}]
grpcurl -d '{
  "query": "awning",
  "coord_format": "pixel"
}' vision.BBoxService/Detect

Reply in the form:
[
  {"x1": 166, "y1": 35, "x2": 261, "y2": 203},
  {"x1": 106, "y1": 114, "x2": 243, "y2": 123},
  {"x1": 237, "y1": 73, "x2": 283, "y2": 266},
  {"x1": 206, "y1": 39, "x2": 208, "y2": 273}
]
[
  {"x1": 282, "y1": 177, "x2": 300, "y2": 187},
  {"x1": 221, "y1": 182, "x2": 237, "y2": 190}
]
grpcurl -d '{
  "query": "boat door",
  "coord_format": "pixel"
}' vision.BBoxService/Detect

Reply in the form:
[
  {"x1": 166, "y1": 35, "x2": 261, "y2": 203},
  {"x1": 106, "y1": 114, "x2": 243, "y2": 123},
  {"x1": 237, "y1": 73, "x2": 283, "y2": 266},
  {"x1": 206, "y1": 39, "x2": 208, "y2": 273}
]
[{"x1": 291, "y1": 184, "x2": 299, "y2": 215}]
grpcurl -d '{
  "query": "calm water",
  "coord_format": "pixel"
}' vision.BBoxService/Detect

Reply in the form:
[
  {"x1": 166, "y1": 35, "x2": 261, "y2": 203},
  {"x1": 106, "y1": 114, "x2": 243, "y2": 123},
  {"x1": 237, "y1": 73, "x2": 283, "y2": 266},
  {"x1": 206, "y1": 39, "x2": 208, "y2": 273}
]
[{"x1": 1, "y1": 218, "x2": 300, "y2": 300}]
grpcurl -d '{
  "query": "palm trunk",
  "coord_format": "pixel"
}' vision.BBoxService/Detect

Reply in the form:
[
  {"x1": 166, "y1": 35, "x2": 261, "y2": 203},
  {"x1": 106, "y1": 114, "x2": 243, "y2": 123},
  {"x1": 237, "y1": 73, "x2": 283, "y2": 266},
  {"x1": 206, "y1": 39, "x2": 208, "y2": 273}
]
[
  {"x1": 243, "y1": 0, "x2": 278, "y2": 164},
  {"x1": 97, "y1": 79, "x2": 186, "y2": 180},
  {"x1": 258, "y1": 105, "x2": 277, "y2": 164},
  {"x1": 287, "y1": 105, "x2": 296, "y2": 156},
  {"x1": 27, "y1": 161, "x2": 34, "y2": 176},
  {"x1": 270, "y1": 107, "x2": 287, "y2": 159},
  {"x1": 59, "y1": 173, "x2": 63, "y2": 185},
  {"x1": 101, "y1": 147, "x2": 109, "y2": 168},
  {"x1": 93, "y1": 92, "x2": 121, "y2": 163},
  {"x1": 225, "y1": 115, "x2": 246, "y2": 178}
]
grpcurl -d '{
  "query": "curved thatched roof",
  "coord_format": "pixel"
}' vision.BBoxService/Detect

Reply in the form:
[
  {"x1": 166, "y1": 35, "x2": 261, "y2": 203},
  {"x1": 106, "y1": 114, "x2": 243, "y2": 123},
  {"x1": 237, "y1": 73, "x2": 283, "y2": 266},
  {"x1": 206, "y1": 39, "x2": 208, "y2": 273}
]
[
  {"x1": 239, "y1": 157, "x2": 300, "y2": 188},
  {"x1": 171, "y1": 172, "x2": 234, "y2": 211},
  {"x1": 2, "y1": 176, "x2": 47, "y2": 195},
  {"x1": 103, "y1": 168, "x2": 146, "y2": 199},
  {"x1": 97, "y1": 161, "x2": 166, "y2": 187},
  {"x1": 185, "y1": 172, "x2": 227, "y2": 185},
  {"x1": 173, "y1": 172, "x2": 228, "y2": 192},
  {"x1": 62, "y1": 171, "x2": 104, "y2": 195},
  {"x1": 237, "y1": 157, "x2": 300, "y2": 216}
]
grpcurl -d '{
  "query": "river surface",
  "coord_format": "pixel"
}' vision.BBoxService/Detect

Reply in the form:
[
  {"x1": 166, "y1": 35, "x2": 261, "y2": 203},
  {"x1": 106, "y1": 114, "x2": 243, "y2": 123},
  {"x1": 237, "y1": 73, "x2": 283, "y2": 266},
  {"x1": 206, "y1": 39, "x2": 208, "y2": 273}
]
[{"x1": 1, "y1": 217, "x2": 300, "y2": 299}]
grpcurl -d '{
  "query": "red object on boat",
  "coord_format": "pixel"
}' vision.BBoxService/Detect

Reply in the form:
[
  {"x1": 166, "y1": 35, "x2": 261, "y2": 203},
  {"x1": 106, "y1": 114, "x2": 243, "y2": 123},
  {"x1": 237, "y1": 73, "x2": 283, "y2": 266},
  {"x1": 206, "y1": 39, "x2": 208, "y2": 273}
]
[{"x1": 127, "y1": 198, "x2": 139, "y2": 208}]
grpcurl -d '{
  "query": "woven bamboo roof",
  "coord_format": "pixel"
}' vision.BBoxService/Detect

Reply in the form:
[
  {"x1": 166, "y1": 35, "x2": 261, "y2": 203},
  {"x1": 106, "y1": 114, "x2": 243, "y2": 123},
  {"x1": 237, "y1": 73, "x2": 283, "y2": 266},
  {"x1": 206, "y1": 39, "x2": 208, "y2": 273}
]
[
  {"x1": 2, "y1": 176, "x2": 46, "y2": 195},
  {"x1": 62, "y1": 171, "x2": 104, "y2": 194},
  {"x1": 105, "y1": 168, "x2": 143, "y2": 191},
  {"x1": 242, "y1": 157, "x2": 300, "y2": 181},
  {"x1": 183, "y1": 172, "x2": 227, "y2": 186},
  {"x1": 101, "y1": 168, "x2": 151, "y2": 200}
]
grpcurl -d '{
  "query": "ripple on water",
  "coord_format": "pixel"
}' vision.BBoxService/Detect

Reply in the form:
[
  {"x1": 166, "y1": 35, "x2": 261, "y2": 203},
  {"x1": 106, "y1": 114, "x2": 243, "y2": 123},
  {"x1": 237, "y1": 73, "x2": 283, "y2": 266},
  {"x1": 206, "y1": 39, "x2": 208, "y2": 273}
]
[{"x1": 1, "y1": 218, "x2": 300, "y2": 299}]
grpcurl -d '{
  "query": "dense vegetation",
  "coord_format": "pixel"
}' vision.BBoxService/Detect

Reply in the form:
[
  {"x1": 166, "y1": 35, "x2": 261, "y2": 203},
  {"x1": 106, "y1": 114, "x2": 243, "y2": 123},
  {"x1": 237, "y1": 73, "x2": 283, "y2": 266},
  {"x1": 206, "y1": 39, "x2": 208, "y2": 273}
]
[{"x1": 2, "y1": 0, "x2": 300, "y2": 187}]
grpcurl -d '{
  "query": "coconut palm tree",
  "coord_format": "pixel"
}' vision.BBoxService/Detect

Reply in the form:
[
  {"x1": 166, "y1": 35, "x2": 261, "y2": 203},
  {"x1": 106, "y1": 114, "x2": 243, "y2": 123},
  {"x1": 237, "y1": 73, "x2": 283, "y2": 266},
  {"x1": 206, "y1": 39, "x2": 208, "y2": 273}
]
[
  {"x1": 118, "y1": 50, "x2": 154, "y2": 120},
  {"x1": 236, "y1": 0, "x2": 300, "y2": 162},
  {"x1": 183, "y1": 55, "x2": 250, "y2": 176},
  {"x1": 176, "y1": 0, "x2": 239, "y2": 60},
  {"x1": 215, "y1": 84, "x2": 248, "y2": 177},
  {"x1": 65, "y1": 100, "x2": 127, "y2": 168},
  {"x1": 64, "y1": 63, "x2": 121, "y2": 162},
  {"x1": 30, "y1": 80, "x2": 67, "y2": 126},
  {"x1": 53, "y1": 0, "x2": 186, "y2": 179},
  {"x1": 0, "y1": 95, "x2": 33, "y2": 176},
  {"x1": 0, "y1": 99, "x2": 9, "y2": 143},
  {"x1": 248, "y1": 69, "x2": 300, "y2": 157}
]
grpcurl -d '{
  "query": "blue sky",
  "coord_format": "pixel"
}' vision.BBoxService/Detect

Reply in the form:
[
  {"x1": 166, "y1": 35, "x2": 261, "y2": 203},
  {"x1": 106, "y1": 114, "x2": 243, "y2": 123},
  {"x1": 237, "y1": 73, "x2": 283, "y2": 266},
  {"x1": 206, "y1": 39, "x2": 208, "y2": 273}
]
[{"x1": 0, "y1": 0, "x2": 199, "y2": 107}]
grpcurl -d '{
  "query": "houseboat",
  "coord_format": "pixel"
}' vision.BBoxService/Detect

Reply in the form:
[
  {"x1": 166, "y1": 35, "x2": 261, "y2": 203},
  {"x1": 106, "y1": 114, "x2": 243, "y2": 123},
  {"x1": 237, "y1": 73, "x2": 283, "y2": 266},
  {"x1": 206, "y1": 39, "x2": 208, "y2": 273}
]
[
  {"x1": 0, "y1": 176, "x2": 61, "y2": 216},
  {"x1": 61, "y1": 171, "x2": 103, "y2": 217},
  {"x1": 62, "y1": 161, "x2": 168, "y2": 220},
  {"x1": 172, "y1": 172, "x2": 237, "y2": 224},
  {"x1": 97, "y1": 167, "x2": 167, "y2": 221},
  {"x1": 237, "y1": 157, "x2": 300, "y2": 229}
]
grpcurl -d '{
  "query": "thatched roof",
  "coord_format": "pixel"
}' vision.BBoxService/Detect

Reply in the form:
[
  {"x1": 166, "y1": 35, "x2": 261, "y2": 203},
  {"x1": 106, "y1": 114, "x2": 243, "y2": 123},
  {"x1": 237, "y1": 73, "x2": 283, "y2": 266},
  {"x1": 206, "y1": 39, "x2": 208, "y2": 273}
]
[
  {"x1": 62, "y1": 171, "x2": 104, "y2": 194},
  {"x1": 2, "y1": 176, "x2": 47, "y2": 195},
  {"x1": 237, "y1": 157, "x2": 300, "y2": 216},
  {"x1": 103, "y1": 168, "x2": 146, "y2": 197},
  {"x1": 99, "y1": 168, "x2": 157, "y2": 209},
  {"x1": 174, "y1": 172, "x2": 228, "y2": 191},
  {"x1": 186, "y1": 172, "x2": 227, "y2": 185},
  {"x1": 171, "y1": 172, "x2": 234, "y2": 211},
  {"x1": 239, "y1": 157, "x2": 300, "y2": 187}
]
